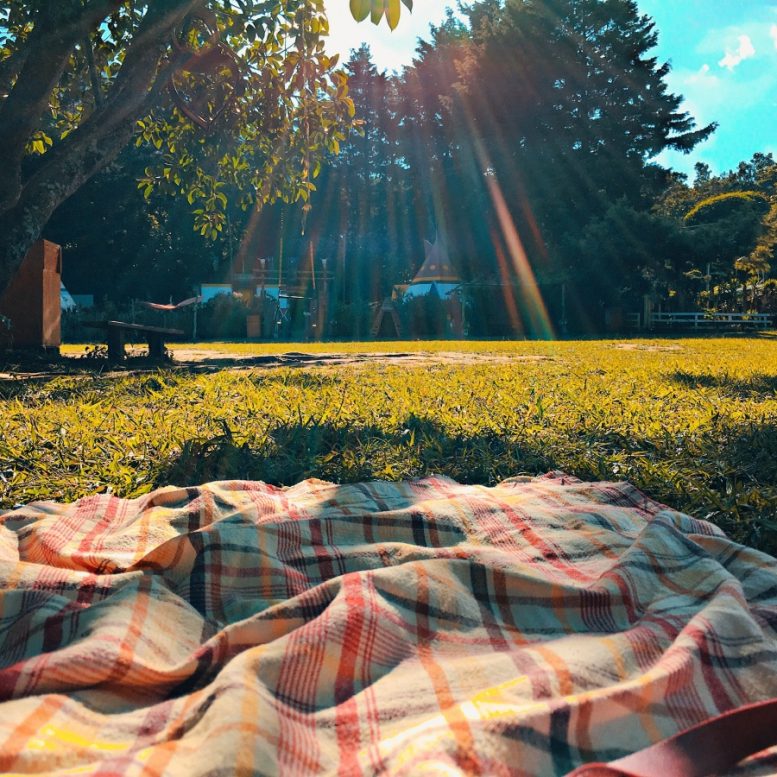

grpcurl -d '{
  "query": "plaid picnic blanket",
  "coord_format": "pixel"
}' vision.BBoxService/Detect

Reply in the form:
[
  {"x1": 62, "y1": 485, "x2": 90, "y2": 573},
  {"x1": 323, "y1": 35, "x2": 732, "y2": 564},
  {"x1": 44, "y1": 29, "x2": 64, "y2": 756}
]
[{"x1": 1, "y1": 473, "x2": 777, "y2": 776}]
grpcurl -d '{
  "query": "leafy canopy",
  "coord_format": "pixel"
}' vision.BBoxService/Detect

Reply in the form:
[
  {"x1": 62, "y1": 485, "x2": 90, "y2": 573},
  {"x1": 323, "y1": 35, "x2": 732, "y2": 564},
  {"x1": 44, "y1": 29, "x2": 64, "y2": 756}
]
[{"x1": 0, "y1": 0, "x2": 413, "y2": 287}]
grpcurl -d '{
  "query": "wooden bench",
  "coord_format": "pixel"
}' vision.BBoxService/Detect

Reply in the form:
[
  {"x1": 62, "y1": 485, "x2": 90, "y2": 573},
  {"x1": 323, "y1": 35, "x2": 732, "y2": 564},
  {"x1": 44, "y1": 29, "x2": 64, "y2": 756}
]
[{"x1": 84, "y1": 320, "x2": 184, "y2": 360}]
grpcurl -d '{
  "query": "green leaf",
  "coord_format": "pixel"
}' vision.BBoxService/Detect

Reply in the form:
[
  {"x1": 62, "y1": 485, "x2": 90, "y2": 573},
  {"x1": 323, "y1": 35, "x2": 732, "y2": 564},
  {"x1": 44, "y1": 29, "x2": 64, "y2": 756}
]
[
  {"x1": 370, "y1": 0, "x2": 384, "y2": 25},
  {"x1": 350, "y1": 0, "x2": 371, "y2": 22},
  {"x1": 386, "y1": 0, "x2": 400, "y2": 30}
]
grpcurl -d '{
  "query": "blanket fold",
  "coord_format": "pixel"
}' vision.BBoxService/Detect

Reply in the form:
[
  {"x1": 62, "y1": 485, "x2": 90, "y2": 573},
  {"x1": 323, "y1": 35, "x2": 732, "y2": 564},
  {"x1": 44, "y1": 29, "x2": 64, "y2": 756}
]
[{"x1": 1, "y1": 474, "x2": 776, "y2": 775}]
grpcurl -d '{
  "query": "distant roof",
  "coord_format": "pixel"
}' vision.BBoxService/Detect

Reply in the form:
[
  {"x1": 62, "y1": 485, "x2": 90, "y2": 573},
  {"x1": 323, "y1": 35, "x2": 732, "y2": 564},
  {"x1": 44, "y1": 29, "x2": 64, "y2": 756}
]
[
  {"x1": 412, "y1": 237, "x2": 460, "y2": 284},
  {"x1": 403, "y1": 282, "x2": 459, "y2": 299}
]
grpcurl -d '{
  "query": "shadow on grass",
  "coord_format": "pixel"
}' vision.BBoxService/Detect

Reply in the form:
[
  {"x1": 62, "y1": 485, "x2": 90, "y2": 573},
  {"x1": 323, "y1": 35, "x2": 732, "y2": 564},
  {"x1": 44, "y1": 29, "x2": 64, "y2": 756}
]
[
  {"x1": 669, "y1": 370, "x2": 777, "y2": 399},
  {"x1": 677, "y1": 419, "x2": 777, "y2": 553},
  {"x1": 154, "y1": 414, "x2": 777, "y2": 555},
  {"x1": 0, "y1": 353, "x2": 180, "y2": 400},
  {"x1": 0, "y1": 352, "x2": 418, "y2": 395},
  {"x1": 168, "y1": 351, "x2": 417, "y2": 374},
  {"x1": 0, "y1": 361, "x2": 350, "y2": 404},
  {"x1": 154, "y1": 416, "x2": 553, "y2": 490},
  {"x1": 0, "y1": 370, "x2": 187, "y2": 402}
]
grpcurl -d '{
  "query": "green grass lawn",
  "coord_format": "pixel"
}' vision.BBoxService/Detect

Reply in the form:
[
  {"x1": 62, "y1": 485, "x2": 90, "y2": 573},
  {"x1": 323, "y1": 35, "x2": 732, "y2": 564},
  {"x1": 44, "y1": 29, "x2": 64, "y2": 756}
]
[{"x1": 6, "y1": 337, "x2": 777, "y2": 553}]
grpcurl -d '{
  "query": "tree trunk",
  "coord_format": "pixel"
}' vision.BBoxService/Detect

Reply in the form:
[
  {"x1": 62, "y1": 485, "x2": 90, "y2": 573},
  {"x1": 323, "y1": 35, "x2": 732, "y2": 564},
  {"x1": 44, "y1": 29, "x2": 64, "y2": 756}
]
[
  {"x1": 0, "y1": 0, "x2": 125, "y2": 212},
  {"x1": 0, "y1": 121, "x2": 137, "y2": 291},
  {"x1": 0, "y1": 0, "x2": 198, "y2": 294}
]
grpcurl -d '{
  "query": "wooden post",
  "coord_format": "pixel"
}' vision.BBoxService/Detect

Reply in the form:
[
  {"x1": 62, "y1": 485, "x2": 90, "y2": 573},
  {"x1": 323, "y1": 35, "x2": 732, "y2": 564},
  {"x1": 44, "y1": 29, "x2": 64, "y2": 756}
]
[
  {"x1": 107, "y1": 326, "x2": 124, "y2": 360},
  {"x1": 148, "y1": 333, "x2": 165, "y2": 359},
  {"x1": 0, "y1": 239, "x2": 62, "y2": 350}
]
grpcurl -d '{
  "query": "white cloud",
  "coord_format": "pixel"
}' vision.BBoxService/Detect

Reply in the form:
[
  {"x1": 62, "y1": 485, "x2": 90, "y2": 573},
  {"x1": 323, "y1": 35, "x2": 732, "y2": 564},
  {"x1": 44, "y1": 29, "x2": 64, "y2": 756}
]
[
  {"x1": 770, "y1": 24, "x2": 777, "y2": 50},
  {"x1": 676, "y1": 64, "x2": 720, "y2": 109},
  {"x1": 669, "y1": 62, "x2": 772, "y2": 121},
  {"x1": 718, "y1": 34, "x2": 756, "y2": 70},
  {"x1": 687, "y1": 63, "x2": 713, "y2": 83}
]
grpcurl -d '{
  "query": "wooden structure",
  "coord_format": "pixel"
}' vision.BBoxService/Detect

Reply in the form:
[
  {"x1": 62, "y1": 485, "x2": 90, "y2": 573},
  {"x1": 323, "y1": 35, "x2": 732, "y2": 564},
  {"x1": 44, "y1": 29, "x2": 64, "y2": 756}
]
[
  {"x1": 370, "y1": 297, "x2": 403, "y2": 338},
  {"x1": 394, "y1": 237, "x2": 465, "y2": 338},
  {"x1": 648, "y1": 311, "x2": 772, "y2": 330},
  {"x1": 84, "y1": 320, "x2": 184, "y2": 360},
  {"x1": 0, "y1": 239, "x2": 62, "y2": 350}
]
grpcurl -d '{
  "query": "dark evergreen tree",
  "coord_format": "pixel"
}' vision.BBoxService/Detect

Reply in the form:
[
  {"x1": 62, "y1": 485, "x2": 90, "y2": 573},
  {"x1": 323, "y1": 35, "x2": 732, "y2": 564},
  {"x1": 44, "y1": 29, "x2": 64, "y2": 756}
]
[{"x1": 414, "y1": 0, "x2": 716, "y2": 329}]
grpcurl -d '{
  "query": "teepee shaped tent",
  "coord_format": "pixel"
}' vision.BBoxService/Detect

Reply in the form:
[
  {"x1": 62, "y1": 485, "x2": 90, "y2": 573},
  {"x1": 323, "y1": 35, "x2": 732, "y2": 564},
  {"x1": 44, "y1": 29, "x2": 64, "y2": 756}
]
[{"x1": 403, "y1": 237, "x2": 461, "y2": 299}]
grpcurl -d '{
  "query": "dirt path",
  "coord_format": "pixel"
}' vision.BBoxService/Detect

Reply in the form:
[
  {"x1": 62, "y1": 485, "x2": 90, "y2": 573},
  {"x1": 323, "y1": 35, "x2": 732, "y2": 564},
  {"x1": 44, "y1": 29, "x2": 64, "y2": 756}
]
[
  {"x1": 169, "y1": 348, "x2": 554, "y2": 370},
  {"x1": 0, "y1": 348, "x2": 555, "y2": 383}
]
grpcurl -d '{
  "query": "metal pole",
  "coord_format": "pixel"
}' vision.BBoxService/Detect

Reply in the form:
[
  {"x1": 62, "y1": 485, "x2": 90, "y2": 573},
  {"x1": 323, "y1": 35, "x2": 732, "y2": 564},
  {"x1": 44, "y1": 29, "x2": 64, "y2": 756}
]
[
  {"x1": 321, "y1": 257, "x2": 328, "y2": 340},
  {"x1": 259, "y1": 257, "x2": 266, "y2": 339},
  {"x1": 561, "y1": 283, "x2": 567, "y2": 336},
  {"x1": 278, "y1": 228, "x2": 284, "y2": 290}
]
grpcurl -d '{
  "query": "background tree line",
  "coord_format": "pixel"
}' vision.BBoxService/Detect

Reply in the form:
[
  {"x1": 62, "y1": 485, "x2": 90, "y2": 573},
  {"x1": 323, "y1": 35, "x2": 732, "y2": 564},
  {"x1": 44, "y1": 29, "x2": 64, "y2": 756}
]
[{"x1": 43, "y1": 0, "x2": 777, "y2": 338}]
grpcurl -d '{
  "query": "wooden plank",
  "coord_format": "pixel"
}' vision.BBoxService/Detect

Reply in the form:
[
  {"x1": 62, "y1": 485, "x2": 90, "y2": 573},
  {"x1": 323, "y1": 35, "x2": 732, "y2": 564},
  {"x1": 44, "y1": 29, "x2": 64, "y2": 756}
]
[
  {"x1": 83, "y1": 320, "x2": 183, "y2": 336},
  {"x1": 105, "y1": 320, "x2": 184, "y2": 336}
]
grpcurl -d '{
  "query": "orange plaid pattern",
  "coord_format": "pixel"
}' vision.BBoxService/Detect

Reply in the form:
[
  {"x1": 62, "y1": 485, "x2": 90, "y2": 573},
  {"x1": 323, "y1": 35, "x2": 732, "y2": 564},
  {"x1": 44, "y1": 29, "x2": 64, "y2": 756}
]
[{"x1": 1, "y1": 474, "x2": 776, "y2": 775}]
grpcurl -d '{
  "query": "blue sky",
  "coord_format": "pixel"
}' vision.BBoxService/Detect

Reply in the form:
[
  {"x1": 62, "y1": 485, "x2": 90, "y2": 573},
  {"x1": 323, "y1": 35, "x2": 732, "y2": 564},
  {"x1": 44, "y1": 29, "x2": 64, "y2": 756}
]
[{"x1": 324, "y1": 0, "x2": 777, "y2": 179}]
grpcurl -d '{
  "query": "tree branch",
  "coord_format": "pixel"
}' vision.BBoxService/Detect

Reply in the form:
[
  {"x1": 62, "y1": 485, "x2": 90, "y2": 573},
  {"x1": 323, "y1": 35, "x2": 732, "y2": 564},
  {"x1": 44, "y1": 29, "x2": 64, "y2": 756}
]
[
  {"x1": 83, "y1": 35, "x2": 104, "y2": 108},
  {"x1": 0, "y1": 1, "x2": 201, "y2": 289},
  {"x1": 0, "y1": 0, "x2": 125, "y2": 211},
  {"x1": 33, "y1": 0, "x2": 199, "y2": 171},
  {"x1": 0, "y1": 45, "x2": 32, "y2": 100}
]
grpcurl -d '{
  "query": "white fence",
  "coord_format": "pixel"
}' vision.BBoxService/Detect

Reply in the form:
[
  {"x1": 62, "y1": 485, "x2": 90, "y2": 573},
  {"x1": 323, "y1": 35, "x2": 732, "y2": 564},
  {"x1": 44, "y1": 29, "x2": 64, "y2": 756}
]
[{"x1": 648, "y1": 311, "x2": 773, "y2": 330}]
